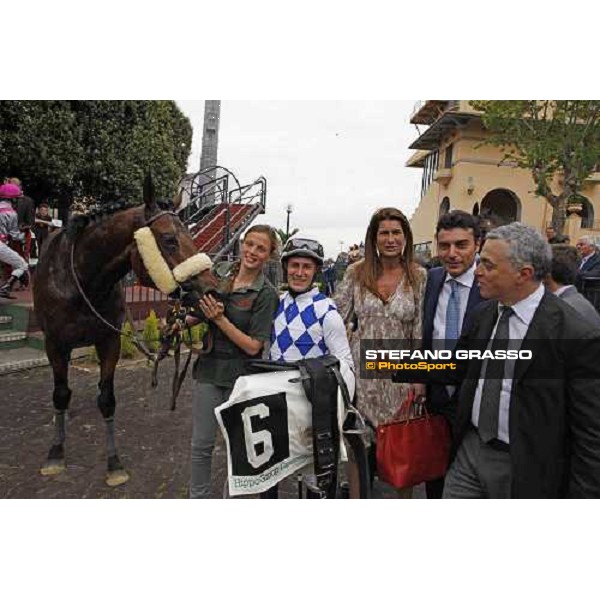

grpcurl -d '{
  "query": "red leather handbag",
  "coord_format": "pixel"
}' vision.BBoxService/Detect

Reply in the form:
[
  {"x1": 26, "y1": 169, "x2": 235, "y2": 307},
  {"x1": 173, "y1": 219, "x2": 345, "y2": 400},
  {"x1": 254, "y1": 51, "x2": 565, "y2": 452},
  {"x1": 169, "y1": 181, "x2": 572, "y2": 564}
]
[{"x1": 376, "y1": 389, "x2": 452, "y2": 489}]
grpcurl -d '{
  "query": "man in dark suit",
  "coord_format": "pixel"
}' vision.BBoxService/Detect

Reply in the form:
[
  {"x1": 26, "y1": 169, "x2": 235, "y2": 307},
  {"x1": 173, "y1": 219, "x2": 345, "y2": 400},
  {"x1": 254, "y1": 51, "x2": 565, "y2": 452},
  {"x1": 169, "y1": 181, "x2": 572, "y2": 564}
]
[
  {"x1": 395, "y1": 223, "x2": 600, "y2": 498},
  {"x1": 576, "y1": 236, "x2": 600, "y2": 278},
  {"x1": 421, "y1": 210, "x2": 485, "y2": 498},
  {"x1": 546, "y1": 244, "x2": 600, "y2": 328}
]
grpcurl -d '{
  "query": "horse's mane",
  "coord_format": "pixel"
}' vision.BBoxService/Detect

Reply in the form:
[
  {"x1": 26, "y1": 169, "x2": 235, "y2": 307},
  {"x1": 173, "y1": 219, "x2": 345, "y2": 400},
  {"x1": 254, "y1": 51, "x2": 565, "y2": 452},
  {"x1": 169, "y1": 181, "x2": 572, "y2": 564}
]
[{"x1": 66, "y1": 198, "x2": 177, "y2": 239}]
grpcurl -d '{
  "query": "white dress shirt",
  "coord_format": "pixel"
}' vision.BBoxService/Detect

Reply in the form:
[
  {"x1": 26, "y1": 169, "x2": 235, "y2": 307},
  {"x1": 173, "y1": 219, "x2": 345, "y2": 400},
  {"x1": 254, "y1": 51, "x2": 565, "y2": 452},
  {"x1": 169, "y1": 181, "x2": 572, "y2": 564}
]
[
  {"x1": 471, "y1": 283, "x2": 545, "y2": 443},
  {"x1": 432, "y1": 263, "x2": 476, "y2": 345},
  {"x1": 432, "y1": 263, "x2": 476, "y2": 397}
]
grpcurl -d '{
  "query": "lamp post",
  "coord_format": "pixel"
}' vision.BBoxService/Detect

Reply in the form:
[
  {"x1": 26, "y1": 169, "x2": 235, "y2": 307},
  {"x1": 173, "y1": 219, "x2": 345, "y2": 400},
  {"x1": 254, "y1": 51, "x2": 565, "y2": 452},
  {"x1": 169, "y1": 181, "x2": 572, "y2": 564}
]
[{"x1": 286, "y1": 203, "x2": 293, "y2": 239}]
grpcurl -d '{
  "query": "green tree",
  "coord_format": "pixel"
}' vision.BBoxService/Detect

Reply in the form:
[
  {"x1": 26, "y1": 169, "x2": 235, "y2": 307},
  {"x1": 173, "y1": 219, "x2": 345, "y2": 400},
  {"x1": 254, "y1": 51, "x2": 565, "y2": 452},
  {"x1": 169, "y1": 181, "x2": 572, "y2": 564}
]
[
  {"x1": 471, "y1": 100, "x2": 600, "y2": 234},
  {"x1": 276, "y1": 227, "x2": 299, "y2": 246},
  {"x1": 0, "y1": 101, "x2": 83, "y2": 201},
  {"x1": 0, "y1": 100, "x2": 192, "y2": 205}
]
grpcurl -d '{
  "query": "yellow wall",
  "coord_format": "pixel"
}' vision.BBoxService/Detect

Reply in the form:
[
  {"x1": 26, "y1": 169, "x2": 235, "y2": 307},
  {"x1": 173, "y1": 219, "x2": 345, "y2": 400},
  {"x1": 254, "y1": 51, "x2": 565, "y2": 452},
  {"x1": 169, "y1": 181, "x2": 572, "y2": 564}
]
[{"x1": 409, "y1": 119, "x2": 600, "y2": 246}]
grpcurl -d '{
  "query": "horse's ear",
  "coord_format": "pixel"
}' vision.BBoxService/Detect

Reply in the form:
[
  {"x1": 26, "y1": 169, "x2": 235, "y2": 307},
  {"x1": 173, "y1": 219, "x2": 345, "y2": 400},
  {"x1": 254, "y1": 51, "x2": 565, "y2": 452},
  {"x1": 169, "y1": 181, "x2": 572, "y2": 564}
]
[
  {"x1": 143, "y1": 173, "x2": 156, "y2": 211},
  {"x1": 172, "y1": 189, "x2": 183, "y2": 211}
]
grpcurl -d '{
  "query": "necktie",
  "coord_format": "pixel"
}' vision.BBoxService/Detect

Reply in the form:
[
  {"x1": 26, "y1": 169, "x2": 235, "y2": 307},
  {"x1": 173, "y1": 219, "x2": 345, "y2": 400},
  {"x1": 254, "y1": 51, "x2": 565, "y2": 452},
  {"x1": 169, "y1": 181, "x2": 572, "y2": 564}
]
[
  {"x1": 478, "y1": 306, "x2": 514, "y2": 443},
  {"x1": 445, "y1": 279, "x2": 460, "y2": 349}
]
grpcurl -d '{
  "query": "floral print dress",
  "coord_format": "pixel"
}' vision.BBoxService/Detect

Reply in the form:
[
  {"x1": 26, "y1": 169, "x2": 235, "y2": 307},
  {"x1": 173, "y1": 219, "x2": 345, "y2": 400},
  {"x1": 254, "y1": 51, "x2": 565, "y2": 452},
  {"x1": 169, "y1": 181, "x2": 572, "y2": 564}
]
[{"x1": 334, "y1": 267, "x2": 426, "y2": 428}]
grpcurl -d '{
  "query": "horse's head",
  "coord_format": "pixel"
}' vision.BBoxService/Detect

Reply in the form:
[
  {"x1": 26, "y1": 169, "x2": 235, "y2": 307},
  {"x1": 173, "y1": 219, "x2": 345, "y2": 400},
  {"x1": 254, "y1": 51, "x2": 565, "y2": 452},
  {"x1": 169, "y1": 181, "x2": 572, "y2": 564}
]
[{"x1": 131, "y1": 175, "x2": 219, "y2": 305}]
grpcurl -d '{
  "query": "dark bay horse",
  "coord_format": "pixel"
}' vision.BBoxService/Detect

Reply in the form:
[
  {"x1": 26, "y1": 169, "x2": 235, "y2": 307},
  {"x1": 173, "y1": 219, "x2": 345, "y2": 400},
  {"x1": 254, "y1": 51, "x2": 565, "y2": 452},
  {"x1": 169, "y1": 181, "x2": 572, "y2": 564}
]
[{"x1": 33, "y1": 177, "x2": 217, "y2": 486}]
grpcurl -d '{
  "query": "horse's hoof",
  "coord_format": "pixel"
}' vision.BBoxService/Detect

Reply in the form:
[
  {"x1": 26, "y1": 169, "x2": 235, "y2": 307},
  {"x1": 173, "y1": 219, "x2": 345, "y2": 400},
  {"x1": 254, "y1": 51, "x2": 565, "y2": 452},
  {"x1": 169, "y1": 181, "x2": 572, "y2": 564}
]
[
  {"x1": 106, "y1": 470, "x2": 130, "y2": 487},
  {"x1": 40, "y1": 460, "x2": 65, "y2": 476}
]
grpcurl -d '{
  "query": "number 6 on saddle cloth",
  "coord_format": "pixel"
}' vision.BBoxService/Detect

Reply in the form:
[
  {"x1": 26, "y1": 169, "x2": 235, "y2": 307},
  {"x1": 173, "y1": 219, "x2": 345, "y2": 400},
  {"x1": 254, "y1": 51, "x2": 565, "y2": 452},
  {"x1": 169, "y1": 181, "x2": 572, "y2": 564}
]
[{"x1": 214, "y1": 356, "x2": 370, "y2": 498}]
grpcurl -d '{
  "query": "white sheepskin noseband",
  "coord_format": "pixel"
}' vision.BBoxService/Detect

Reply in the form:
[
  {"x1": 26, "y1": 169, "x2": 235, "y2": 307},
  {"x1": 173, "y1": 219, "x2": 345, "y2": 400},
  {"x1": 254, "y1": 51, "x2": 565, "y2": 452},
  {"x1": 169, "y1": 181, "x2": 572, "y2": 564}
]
[{"x1": 133, "y1": 227, "x2": 212, "y2": 294}]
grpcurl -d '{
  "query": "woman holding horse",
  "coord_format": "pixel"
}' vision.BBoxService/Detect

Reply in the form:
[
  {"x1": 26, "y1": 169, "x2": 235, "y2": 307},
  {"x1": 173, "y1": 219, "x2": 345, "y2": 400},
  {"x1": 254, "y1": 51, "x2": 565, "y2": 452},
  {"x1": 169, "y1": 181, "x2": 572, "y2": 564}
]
[
  {"x1": 187, "y1": 224, "x2": 279, "y2": 499},
  {"x1": 335, "y1": 207, "x2": 426, "y2": 498}
]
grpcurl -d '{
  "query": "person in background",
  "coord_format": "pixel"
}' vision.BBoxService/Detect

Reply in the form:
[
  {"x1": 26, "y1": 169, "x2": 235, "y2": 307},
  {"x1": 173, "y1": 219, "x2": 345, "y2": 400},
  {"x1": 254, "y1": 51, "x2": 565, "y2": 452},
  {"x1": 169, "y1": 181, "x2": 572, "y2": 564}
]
[
  {"x1": 545, "y1": 244, "x2": 600, "y2": 328},
  {"x1": 33, "y1": 203, "x2": 53, "y2": 257},
  {"x1": 8, "y1": 178, "x2": 35, "y2": 264},
  {"x1": 322, "y1": 258, "x2": 337, "y2": 296},
  {"x1": 348, "y1": 244, "x2": 361, "y2": 264},
  {"x1": 0, "y1": 183, "x2": 29, "y2": 298},
  {"x1": 576, "y1": 235, "x2": 600, "y2": 278},
  {"x1": 335, "y1": 207, "x2": 426, "y2": 498},
  {"x1": 545, "y1": 225, "x2": 570, "y2": 245}
]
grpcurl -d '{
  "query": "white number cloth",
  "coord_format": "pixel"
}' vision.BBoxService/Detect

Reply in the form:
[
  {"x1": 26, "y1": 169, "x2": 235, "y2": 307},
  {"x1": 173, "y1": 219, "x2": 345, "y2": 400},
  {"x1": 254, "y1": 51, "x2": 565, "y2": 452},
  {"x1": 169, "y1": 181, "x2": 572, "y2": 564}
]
[{"x1": 215, "y1": 369, "x2": 348, "y2": 496}]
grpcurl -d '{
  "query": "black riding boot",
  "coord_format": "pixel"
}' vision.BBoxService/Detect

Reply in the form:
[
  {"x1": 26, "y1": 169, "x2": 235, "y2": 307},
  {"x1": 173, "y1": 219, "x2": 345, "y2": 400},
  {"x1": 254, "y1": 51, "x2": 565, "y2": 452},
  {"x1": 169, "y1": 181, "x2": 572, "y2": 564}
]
[
  {"x1": 0, "y1": 275, "x2": 18, "y2": 298},
  {"x1": 18, "y1": 271, "x2": 29, "y2": 289}
]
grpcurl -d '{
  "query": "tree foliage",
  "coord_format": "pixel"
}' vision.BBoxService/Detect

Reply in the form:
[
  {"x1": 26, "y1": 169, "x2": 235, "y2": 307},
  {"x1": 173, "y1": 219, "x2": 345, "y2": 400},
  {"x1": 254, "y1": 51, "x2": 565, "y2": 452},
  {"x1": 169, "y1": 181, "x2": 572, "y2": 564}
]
[
  {"x1": 471, "y1": 100, "x2": 600, "y2": 232},
  {"x1": 0, "y1": 101, "x2": 192, "y2": 204},
  {"x1": 276, "y1": 227, "x2": 299, "y2": 246}
]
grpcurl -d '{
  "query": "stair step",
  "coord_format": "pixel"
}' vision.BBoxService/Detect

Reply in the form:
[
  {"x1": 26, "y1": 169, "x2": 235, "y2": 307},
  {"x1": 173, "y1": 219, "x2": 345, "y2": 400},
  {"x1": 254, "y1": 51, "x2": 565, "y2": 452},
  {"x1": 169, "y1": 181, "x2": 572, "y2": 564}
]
[
  {"x1": 0, "y1": 345, "x2": 99, "y2": 376},
  {"x1": 0, "y1": 315, "x2": 13, "y2": 330},
  {"x1": 0, "y1": 345, "x2": 49, "y2": 375},
  {"x1": 0, "y1": 331, "x2": 27, "y2": 343},
  {"x1": 0, "y1": 355, "x2": 49, "y2": 375}
]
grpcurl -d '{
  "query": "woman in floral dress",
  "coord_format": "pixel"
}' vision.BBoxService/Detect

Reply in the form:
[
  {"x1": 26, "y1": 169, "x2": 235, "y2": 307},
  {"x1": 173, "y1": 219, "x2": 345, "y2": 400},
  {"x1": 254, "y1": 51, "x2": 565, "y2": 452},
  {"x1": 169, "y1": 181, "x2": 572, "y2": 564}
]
[{"x1": 335, "y1": 207, "x2": 426, "y2": 496}]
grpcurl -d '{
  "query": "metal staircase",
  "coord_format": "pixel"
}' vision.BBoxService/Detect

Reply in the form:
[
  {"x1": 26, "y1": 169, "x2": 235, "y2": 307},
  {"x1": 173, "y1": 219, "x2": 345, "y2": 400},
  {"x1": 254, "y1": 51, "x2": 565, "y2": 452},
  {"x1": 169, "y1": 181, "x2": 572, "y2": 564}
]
[{"x1": 180, "y1": 167, "x2": 266, "y2": 261}]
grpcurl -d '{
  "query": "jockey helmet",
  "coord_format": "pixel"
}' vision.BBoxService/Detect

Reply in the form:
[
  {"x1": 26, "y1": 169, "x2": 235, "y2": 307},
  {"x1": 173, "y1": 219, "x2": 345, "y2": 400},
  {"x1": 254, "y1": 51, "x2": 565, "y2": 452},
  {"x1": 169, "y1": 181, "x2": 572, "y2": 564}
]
[
  {"x1": 281, "y1": 238, "x2": 324, "y2": 267},
  {"x1": 0, "y1": 183, "x2": 22, "y2": 199}
]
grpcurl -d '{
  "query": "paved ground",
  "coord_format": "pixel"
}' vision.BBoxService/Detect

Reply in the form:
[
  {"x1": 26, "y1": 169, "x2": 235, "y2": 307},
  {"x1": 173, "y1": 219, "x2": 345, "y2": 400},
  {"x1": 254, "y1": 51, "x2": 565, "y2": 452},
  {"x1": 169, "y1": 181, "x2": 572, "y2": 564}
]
[
  {"x1": 1, "y1": 359, "x2": 214, "y2": 499},
  {"x1": 0, "y1": 359, "x2": 423, "y2": 499}
]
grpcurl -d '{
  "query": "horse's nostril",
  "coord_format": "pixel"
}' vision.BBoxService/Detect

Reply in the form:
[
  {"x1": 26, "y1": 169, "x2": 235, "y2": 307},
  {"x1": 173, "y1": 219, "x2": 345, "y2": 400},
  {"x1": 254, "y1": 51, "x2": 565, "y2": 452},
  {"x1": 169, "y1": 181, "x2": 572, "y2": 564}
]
[{"x1": 181, "y1": 291, "x2": 200, "y2": 308}]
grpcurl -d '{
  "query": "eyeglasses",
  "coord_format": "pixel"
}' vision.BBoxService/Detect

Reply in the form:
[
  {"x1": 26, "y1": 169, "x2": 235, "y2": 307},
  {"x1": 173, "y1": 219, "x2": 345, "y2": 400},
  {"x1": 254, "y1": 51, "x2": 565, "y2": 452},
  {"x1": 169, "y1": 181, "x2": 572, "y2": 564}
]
[{"x1": 285, "y1": 238, "x2": 323, "y2": 254}]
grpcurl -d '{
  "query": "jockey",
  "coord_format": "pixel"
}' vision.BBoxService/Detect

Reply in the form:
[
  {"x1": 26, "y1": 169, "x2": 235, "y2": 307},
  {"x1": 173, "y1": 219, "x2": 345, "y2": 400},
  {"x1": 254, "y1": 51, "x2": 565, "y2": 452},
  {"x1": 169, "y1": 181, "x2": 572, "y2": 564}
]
[
  {"x1": 0, "y1": 183, "x2": 29, "y2": 298},
  {"x1": 269, "y1": 237, "x2": 354, "y2": 384},
  {"x1": 263, "y1": 237, "x2": 356, "y2": 498}
]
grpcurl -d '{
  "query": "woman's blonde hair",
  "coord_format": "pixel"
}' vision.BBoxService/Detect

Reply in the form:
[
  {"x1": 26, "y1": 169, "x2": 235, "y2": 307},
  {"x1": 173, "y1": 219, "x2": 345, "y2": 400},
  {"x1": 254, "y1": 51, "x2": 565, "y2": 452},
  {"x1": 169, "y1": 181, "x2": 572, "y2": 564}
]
[
  {"x1": 242, "y1": 224, "x2": 280, "y2": 258},
  {"x1": 225, "y1": 224, "x2": 279, "y2": 292},
  {"x1": 351, "y1": 207, "x2": 420, "y2": 300}
]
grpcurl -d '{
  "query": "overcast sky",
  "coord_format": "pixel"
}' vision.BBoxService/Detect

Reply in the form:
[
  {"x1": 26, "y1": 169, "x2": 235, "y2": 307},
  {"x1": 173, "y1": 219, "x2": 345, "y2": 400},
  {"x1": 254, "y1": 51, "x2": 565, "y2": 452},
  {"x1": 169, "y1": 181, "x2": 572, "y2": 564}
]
[{"x1": 176, "y1": 101, "x2": 422, "y2": 259}]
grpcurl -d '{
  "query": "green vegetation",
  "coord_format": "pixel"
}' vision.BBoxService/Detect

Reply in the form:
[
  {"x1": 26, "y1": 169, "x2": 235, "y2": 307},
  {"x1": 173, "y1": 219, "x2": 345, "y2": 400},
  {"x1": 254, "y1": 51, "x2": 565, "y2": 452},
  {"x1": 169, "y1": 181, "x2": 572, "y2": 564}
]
[
  {"x1": 143, "y1": 310, "x2": 161, "y2": 353},
  {"x1": 0, "y1": 100, "x2": 192, "y2": 205},
  {"x1": 120, "y1": 321, "x2": 138, "y2": 359},
  {"x1": 471, "y1": 100, "x2": 600, "y2": 234}
]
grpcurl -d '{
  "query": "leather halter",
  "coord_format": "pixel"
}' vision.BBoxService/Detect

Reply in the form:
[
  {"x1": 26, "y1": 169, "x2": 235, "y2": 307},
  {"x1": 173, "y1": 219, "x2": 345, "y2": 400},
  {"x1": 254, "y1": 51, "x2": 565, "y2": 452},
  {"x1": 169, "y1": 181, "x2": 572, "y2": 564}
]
[
  {"x1": 144, "y1": 210, "x2": 178, "y2": 227},
  {"x1": 68, "y1": 208, "x2": 182, "y2": 359}
]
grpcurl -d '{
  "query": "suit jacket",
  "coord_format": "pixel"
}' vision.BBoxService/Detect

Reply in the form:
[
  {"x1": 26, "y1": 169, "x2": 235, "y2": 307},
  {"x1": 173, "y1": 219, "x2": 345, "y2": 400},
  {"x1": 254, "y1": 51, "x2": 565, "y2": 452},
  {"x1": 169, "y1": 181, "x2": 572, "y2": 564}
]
[
  {"x1": 422, "y1": 267, "x2": 484, "y2": 419},
  {"x1": 579, "y1": 251, "x2": 600, "y2": 278},
  {"x1": 394, "y1": 291, "x2": 600, "y2": 498},
  {"x1": 558, "y1": 286, "x2": 600, "y2": 329}
]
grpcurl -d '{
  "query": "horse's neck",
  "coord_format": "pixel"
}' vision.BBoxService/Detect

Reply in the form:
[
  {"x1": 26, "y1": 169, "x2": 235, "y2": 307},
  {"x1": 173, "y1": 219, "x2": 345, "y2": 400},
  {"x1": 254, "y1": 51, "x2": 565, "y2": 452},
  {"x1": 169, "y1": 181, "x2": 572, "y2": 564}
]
[{"x1": 75, "y1": 208, "x2": 140, "y2": 293}]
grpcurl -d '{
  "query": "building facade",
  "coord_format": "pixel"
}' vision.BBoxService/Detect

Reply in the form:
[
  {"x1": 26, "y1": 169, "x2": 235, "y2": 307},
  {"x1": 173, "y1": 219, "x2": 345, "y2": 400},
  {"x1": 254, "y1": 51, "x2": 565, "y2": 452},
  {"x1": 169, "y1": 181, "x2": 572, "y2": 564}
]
[{"x1": 407, "y1": 100, "x2": 600, "y2": 252}]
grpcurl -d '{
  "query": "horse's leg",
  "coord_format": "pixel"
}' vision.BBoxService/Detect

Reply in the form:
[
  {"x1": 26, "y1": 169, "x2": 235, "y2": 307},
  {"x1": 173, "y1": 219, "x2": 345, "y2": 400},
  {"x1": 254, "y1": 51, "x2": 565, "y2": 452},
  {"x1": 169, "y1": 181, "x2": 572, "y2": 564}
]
[
  {"x1": 40, "y1": 342, "x2": 72, "y2": 476},
  {"x1": 95, "y1": 334, "x2": 130, "y2": 487}
]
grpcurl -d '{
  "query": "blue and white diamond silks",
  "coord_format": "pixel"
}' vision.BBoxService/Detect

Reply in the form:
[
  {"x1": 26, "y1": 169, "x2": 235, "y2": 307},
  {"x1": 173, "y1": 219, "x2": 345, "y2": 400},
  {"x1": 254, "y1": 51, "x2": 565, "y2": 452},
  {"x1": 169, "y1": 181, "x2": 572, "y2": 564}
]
[{"x1": 269, "y1": 287, "x2": 339, "y2": 362}]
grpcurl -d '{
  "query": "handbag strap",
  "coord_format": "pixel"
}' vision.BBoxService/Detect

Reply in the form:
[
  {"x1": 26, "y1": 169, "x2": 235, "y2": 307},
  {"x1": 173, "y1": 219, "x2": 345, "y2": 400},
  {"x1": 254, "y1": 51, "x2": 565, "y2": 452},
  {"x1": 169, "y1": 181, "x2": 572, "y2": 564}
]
[{"x1": 387, "y1": 386, "x2": 432, "y2": 425}]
